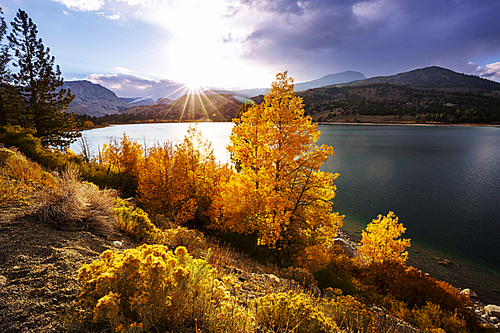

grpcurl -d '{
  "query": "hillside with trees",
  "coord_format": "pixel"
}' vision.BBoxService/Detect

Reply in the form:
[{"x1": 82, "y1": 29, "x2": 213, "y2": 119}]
[{"x1": 299, "y1": 76, "x2": 500, "y2": 124}]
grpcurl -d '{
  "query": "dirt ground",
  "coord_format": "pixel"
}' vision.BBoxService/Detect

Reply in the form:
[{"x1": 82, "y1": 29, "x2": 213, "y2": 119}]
[{"x1": 0, "y1": 201, "x2": 135, "y2": 332}]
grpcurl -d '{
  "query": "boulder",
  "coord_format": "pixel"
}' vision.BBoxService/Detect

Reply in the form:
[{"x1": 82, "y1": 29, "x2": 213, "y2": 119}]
[
  {"x1": 460, "y1": 288, "x2": 478, "y2": 298},
  {"x1": 334, "y1": 238, "x2": 357, "y2": 258},
  {"x1": 485, "y1": 305, "x2": 500, "y2": 318}
]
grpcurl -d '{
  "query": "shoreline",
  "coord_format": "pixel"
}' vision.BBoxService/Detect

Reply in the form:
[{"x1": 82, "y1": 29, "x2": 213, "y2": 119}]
[{"x1": 338, "y1": 219, "x2": 500, "y2": 305}]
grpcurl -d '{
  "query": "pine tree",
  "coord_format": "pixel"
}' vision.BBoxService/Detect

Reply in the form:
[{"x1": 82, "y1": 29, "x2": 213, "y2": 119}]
[
  {"x1": 0, "y1": 6, "x2": 11, "y2": 126},
  {"x1": 8, "y1": 9, "x2": 78, "y2": 148}
]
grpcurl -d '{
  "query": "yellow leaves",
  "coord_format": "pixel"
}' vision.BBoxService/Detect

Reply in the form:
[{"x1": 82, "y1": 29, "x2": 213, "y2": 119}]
[
  {"x1": 214, "y1": 71, "x2": 343, "y2": 250},
  {"x1": 101, "y1": 133, "x2": 144, "y2": 175},
  {"x1": 137, "y1": 126, "x2": 229, "y2": 227},
  {"x1": 358, "y1": 211, "x2": 411, "y2": 264}
]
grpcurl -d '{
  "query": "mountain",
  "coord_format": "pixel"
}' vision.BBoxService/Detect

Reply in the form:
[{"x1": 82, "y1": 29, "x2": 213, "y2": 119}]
[
  {"x1": 345, "y1": 66, "x2": 500, "y2": 91},
  {"x1": 154, "y1": 97, "x2": 174, "y2": 105},
  {"x1": 63, "y1": 80, "x2": 128, "y2": 117},
  {"x1": 298, "y1": 66, "x2": 500, "y2": 123},
  {"x1": 119, "y1": 97, "x2": 155, "y2": 106},
  {"x1": 294, "y1": 71, "x2": 366, "y2": 91},
  {"x1": 235, "y1": 71, "x2": 366, "y2": 97}
]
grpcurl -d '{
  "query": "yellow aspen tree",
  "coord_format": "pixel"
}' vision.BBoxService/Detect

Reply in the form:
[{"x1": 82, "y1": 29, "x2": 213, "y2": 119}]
[
  {"x1": 358, "y1": 211, "x2": 411, "y2": 264},
  {"x1": 138, "y1": 126, "x2": 230, "y2": 227},
  {"x1": 101, "y1": 133, "x2": 144, "y2": 176},
  {"x1": 212, "y1": 71, "x2": 343, "y2": 250}
]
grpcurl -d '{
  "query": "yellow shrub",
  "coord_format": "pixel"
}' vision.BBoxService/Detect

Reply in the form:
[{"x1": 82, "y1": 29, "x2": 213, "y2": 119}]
[
  {"x1": 114, "y1": 198, "x2": 164, "y2": 244},
  {"x1": 163, "y1": 226, "x2": 206, "y2": 253},
  {"x1": 319, "y1": 291, "x2": 374, "y2": 332},
  {"x1": 77, "y1": 244, "x2": 254, "y2": 332},
  {"x1": 0, "y1": 148, "x2": 58, "y2": 205},
  {"x1": 411, "y1": 302, "x2": 467, "y2": 333},
  {"x1": 250, "y1": 291, "x2": 338, "y2": 333}
]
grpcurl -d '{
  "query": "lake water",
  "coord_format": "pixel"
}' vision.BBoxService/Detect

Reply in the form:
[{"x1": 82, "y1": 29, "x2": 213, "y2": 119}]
[{"x1": 73, "y1": 123, "x2": 500, "y2": 301}]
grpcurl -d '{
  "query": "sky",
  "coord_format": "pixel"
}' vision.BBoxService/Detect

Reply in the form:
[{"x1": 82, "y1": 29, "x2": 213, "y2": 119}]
[{"x1": 1, "y1": 0, "x2": 500, "y2": 99}]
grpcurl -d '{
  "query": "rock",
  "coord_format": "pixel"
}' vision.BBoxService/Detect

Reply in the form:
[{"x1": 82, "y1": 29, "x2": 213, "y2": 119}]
[
  {"x1": 481, "y1": 313, "x2": 490, "y2": 321},
  {"x1": 485, "y1": 305, "x2": 500, "y2": 318},
  {"x1": 490, "y1": 316, "x2": 500, "y2": 324},
  {"x1": 113, "y1": 241, "x2": 123, "y2": 248},
  {"x1": 334, "y1": 238, "x2": 357, "y2": 258},
  {"x1": 0, "y1": 275, "x2": 8, "y2": 287},
  {"x1": 442, "y1": 259, "x2": 451, "y2": 264},
  {"x1": 266, "y1": 274, "x2": 280, "y2": 284},
  {"x1": 461, "y1": 288, "x2": 478, "y2": 298},
  {"x1": 437, "y1": 260, "x2": 449, "y2": 266}
]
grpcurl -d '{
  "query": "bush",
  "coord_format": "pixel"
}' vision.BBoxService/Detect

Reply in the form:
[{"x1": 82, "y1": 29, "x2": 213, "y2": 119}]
[
  {"x1": 280, "y1": 266, "x2": 317, "y2": 289},
  {"x1": 77, "y1": 245, "x2": 255, "y2": 332},
  {"x1": 250, "y1": 291, "x2": 338, "y2": 333},
  {"x1": 163, "y1": 226, "x2": 206, "y2": 254},
  {"x1": 114, "y1": 198, "x2": 164, "y2": 244},
  {"x1": 36, "y1": 167, "x2": 118, "y2": 237},
  {"x1": 320, "y1": 290, "x2": 374, "y2": 332},
  {"x1": 0, "y1": 148, "x2": 58, "y2": 205}
]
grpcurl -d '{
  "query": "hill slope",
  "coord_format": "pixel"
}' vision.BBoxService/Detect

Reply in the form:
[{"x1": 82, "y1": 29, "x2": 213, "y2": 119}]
[
  {"x1": 347, "y1": 66, "x2": 500, "y2": 91},
  {"x1": 63, "y1": 80, "x2": 128, "y2": 117}
]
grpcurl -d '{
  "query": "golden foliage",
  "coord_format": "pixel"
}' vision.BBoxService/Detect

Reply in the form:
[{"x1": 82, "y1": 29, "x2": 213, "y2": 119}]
[
  {"x1": 77, "y1": 244, "x2": 255, "y2": 332},
  {"x1": 212, "y1": 71, "x2": 343, "y2": 249},
  {"x1": 250, "y1": 291, "x2": 338, "y2": 333},
  {"x1": 0, "y1": 148, "x2": 57, "y2": 205},
  {"x1": 114, "y1": 198, "x2": 164, "y2": 244},
  {"x1": 358, "y1": 211, "x2": 411, "y2": 264},
  {"x1": 101, "y1": 133, "x2": 144, "y2": 175},
  {"x1": 137, "y1": 126, "x2": 231, "y2": 227}
]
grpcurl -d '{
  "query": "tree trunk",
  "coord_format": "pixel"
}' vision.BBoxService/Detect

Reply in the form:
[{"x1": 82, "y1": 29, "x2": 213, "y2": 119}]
[{"x1": 0, "y1": 91, "x2": 6, "y2": 126}]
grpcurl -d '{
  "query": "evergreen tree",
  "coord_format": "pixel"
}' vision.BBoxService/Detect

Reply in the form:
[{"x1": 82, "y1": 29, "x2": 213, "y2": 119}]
[
  {"x1": 0, "y1": 7, "x2": 11, "y2": 126},
  {"x1": 8, "y1": 9, "x2": 78, "y2": 148}
]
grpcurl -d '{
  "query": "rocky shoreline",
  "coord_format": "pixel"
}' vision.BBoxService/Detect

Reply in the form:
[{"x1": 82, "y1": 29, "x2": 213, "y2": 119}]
[{"x1": 335, "y1": 229, "x2": 500, "y2": 332}]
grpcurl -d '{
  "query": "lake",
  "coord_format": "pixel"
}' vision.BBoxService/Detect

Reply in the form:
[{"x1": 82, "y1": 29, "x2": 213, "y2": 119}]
[{"x1": 73, "y1": 123, "x2": 500, "y2": 302}]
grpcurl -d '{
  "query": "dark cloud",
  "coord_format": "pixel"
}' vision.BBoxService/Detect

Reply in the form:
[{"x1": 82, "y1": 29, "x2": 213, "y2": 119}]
[
  {"x1": 235, "y1": 0, "x2": 500, "y2": 81},
  {"x1": 84, "y1": 72, "x2": 188, "y2": 100}
]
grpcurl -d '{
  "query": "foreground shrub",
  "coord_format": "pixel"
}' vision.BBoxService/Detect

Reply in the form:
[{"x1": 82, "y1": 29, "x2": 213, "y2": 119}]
[
  {"x1": 0, "y1": 148, "x2": 57, "y2": 205},
  {"x1": 36, "y1": 167, "x2": 117, "y2": 237},
  {"x1": 250, "y1": 291, "x2": 338, "y2": 333},
  {"x1": 280, "y1": 266, "x2": 318, "y2": 289},
  {"x1": 320, "y1": 289, "x2": 374, "y2": 332},
  {"x1": 114, "y1": 198, "x2": 164, "y2": 244},
  {"x1": 77, "y1": 245, "x2": 255, "y2": 332},
  {"x1": 163, "y1": 226, "x2": 206, "y2": 253}
]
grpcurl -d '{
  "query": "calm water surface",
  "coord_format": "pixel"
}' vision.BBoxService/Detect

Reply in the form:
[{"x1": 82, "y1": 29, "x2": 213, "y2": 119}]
[{"x1": 73, "y1": 123, "x2": 500, "y2": 276}]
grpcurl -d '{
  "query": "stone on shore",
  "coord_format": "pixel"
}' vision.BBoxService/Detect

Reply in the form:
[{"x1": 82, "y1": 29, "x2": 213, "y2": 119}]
[
  {"x1": 460, "y1": 288, "x2": 478, "y2": 298},
  {"x1": 334, "y1": 238, "x2": 357, "y2": 258},
  {"x1": 484, "y1": 304, "x2": 500, "y2": 318}
]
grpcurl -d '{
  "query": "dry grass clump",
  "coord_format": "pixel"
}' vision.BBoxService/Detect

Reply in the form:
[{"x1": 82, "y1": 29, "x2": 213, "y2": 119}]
[{"x1": 36, "y1": 167, "x2": 118, "y2": 238}]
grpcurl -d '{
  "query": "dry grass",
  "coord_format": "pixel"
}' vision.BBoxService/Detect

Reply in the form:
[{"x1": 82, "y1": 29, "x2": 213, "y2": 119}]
[{"x1": 36, "y1": 167, "x2": 119, "y2": 238}]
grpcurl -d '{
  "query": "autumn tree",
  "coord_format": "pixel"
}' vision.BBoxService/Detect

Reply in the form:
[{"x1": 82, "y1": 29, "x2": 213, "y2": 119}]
[
  {"x1": 211, "y1": 71, "x2": 343, "y2": 252},
  {"x1": 138, "y1": 126, "x2": 231, "y2": 227},
  {"x1": 8, "y1": 9, "x2": 78, "y2": 148},
  {"x1": 358, "y1": 211, "x2": 411, "y2": 264}
]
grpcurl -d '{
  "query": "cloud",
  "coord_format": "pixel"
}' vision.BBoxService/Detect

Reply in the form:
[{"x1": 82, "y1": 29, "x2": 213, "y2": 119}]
[
  {"x1": 471, "y1": 62, "x2": 500, "y2": 82},
  {"x1": 106, "y1": 13, "x2": 121, "y2": 20},
  {"x1": 52, "y1": 0, "x2": 104, "y2": 11},
  {"x1": 84, "y1": 70, "x2": 187, "y2": 100}
]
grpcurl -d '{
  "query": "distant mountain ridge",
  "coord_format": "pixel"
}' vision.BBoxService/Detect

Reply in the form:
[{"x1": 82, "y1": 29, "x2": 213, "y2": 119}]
[
  {"x1": 119, "y1": 97, "x2": 156, "y2": 106},
  {"x1": 63, "y1": 80, "x2": 128, "y2": 117},
  {"x1": 235, "y1": 71, "x2": 366, "y2": 97},
  {"x1": 344, "y1": 66, "x2": 500, "y2": 91}
]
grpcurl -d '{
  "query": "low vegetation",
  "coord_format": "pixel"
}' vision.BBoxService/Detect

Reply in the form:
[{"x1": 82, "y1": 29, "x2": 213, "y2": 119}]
[{"x1": 0, "y1": 72, "x2": 495, "y2": 333}]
